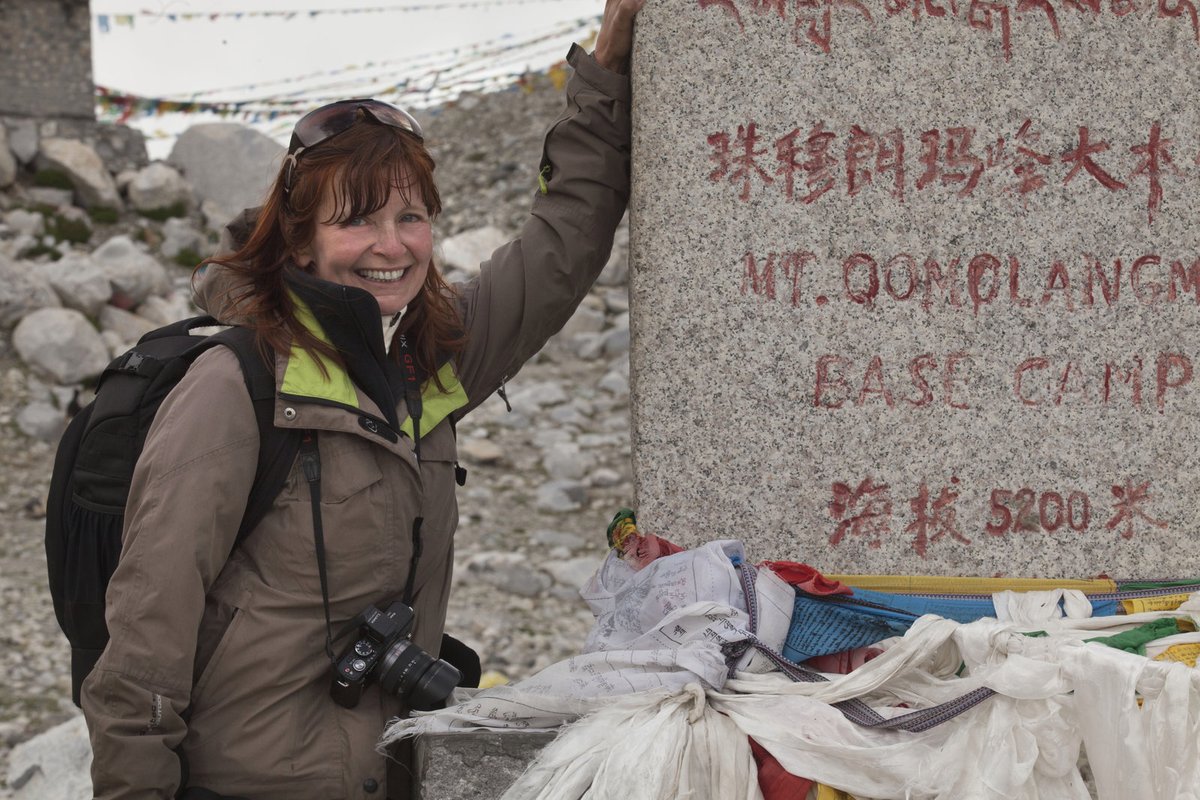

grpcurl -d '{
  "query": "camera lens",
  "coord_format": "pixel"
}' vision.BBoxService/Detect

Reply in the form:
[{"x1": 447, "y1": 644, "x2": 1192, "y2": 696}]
[
  {"x1": 377, "y1": 640, "x2": 461, "y2": 711},
  {"x1": 408, "y1": 660, "x2": 461, "y2": 711}
]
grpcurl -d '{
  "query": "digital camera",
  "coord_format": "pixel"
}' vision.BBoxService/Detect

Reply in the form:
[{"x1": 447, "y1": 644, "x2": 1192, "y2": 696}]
[{"x1": 330, "y1": 602, "x2": 461, "y2": 711}]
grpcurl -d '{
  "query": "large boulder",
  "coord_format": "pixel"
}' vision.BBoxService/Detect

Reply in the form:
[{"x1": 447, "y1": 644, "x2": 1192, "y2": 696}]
[
  {"x1": 3, "y1": 209, "x2": 45, "y2": 237},
  {"x1": 5, "y1": 715, "x2": 91, "y2": 800},
  {"x1": 39, "y1": 252, "x2": 113, "y2": 317},
  {"x1": 99, "y1": 305, "x2": 157, "y2": 347},
  {"x1": 437, "y1": 225, "x2": 508, "y2": 276},
  {"x1": 91, "y1": 235, "x2": 170, "y2": 305},
  {"x1": 168, "y1": 124, "x2": 283, "y2": 228},
  {"x1": 13, "y1": 308, "x2": 109, "y2": 384},
  {"x1": 0, "y1": 255, "x2": 61, "y2": 329},
  {"x1": 160, "y1": 217, "x2": 207, "y2": 261},
  {"x1": 37, "y1": 138, "x2": 122, "y2": 209},
  {"x1": 0, "y1": 123, "x2": 16, "y2": 189},
  {"x1": 137, "y1": 292, "x2": 192, "y2": 326},
  {"x1": 5, "y1": 118, "x2": 39, "y2": 165},
  {"x1": 127, "y1": 162, "x2": 193, "y2": 214}
]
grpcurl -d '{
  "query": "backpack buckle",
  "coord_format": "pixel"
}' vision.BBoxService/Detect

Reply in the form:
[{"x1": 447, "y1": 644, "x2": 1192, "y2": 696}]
[{"x1": 118, "y1": 351, "x2": 161, "y2": 376}]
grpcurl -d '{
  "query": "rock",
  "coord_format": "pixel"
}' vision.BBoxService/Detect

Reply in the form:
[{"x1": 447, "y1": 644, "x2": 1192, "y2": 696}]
[
  {"x1": 542, "y1": 557, "x2": 600, "y2": 590},
  {"x1": 168, "y1": 124, "x2": 284, "y2": 229},
  {"x1": 127, "y1": 162, "x2": 193, "y2": 214},
  {"x1": 37, "y1": 138, "x2": 121, "y2": 209},
  {"x1": 56, "y1": 204, "x2": 93, "y2": 233},
  {"x1": 0, "y1": 255, "x2": 61, "y2": 329},
  {"x1": 466, "y1": 552, "x2": 552, "y2": 597},
  {"x1": 12, "y1": 308, "x2": 109, "y2": 384},
  {"x1": 507, "y1": 380, "x2": 568, "y2": 410},
  {"x1": 601, "y1": 287, "x2": 629, "y2": 314},
  {"x1": 597, "y1": 247, "x2": 629, "y2": 287},
  {"x1": 559, "y1": 302, "x2": 606, "y2": 337},
  {"x1": 114, "y1": 169, "x2": 137, "y2": 194},
  {"x1": 5, "y1": 714, "x2": 92, "y2": 800},
  {"x1": 136, "y1": 293, "x2": 192, "y2": 326},
  {"x1": 3, "y1": 209, "x2": 44, "y2": 237},
  {"x1": 531, "y1": 428, "x2": 573, "y2": 448},
  {"x1": 4, "y1": 233, "x2": 34, "y2": 259},
  {"x1": 494, "y1": 409, "x2": 531, "y2": 430},
  {"x1": 529, "y1": 529, "x2": 586, "y2": 550},
  {"x1": 597, "y1": 367, "x2": 628, "y2": 398},
  {"x1": 160, "y1": 217, "x2": 207, "y2": 261},
  {"x1": 91, "y1": 235, "x2": 170, "y2": 304},
  {"x1": 39, "y1": 253, "x2": 112, "y2": 316},
  {"x1": 459, "y1": 436, "x2": 505, "y2": 465},
  {"x1": 200, "y1": 198, "x2": 232, "y2": 233},
  {"x1": 437, "y1": 226, "x2": 507, "y2": 276},
  {"x1": 26, "y1": 187, "x2": 74, "y2": 207},
  {"x1": 602, "y1": 321, "x2": 630, "y2": 358},
  {"x1": 0, "y1": 123, "x2": 16, "y2": 189},
  {"x1": 541, "y1": 442, "x2": 594, "y2": 481},
  {"x1": 101, "y1": 329, "x2": 125, "y2": 357},
  {"x1": 570, "y1": 332, "x2": 606, "y2": 361},
  {"x1": 17, "y1": 401, "x2": 66, "y2": 442},
  {"x1": 0, "y1": 719, "x2": 24, "y2": 747},
  {"x1": 535, "y1": 480, "x2": 587, "y2": 513},
  {"x1": 588, "y1": 467, "x2": 624, "y2": 488},
  {"x1": 596, "y1": 222, "x2": 630, "y2": 286},
  {"x1": 99, "y1": 305, "x2": 158, "y2": 346},
  {"x1": 548, "y1": 403, "x2": 588, "y2": 425},
  {"x1": 6, "y1": 118, "x2": 38, "y2": 165}
]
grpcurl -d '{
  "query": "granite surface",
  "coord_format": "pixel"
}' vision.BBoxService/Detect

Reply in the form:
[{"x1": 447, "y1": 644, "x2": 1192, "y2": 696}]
[
  {"x1": 412, "y1": 732, "x2": 552, "y2": 799},
  {"x1": 628, "y1": 0, "x2": 1200, "y2": 578}
]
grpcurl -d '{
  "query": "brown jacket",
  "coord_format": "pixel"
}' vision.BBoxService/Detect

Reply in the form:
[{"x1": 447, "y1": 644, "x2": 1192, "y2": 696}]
[{"x1": 81, "y1": 45, "x2": 630, "y2": 800}]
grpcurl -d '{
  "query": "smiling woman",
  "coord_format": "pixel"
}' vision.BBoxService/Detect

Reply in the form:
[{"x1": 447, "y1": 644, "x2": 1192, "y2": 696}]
[{"x1": 79, "y1": 0, "x2": 644, "y2": 798}]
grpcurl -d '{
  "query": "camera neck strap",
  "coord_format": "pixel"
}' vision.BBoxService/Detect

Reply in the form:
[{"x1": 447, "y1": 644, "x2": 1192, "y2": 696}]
[
  {"x1": 395, "y1": 331, "x2": 423, "y2": 607},
  {"x1": 299, "y1": 430, "x2": 338, "y2": 666},
  {"x1": 298, "y1": 428, "x2": 424, "y2": 670},
  {"x1": 396, "y1": 332, "x2": 422, "y2": 462}
]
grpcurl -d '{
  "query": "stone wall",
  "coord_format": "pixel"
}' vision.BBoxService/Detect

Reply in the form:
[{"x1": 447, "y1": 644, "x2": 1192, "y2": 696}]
[{"x1": 0, "y1": 0, "x2": 94, "y2": 120}]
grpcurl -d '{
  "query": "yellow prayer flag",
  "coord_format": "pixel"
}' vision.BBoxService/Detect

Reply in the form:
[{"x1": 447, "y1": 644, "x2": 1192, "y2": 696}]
[
  {"x1": 1152, "y1": 643, "x2": 1200, "y2": 667},
  {"x1": 1121, "y1": 594, "x2": 1192, "y2": 614}
]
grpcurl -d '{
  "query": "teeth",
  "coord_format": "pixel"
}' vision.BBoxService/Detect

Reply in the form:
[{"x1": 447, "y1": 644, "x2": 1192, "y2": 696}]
[{"x1": 358, "y1": 268, "x2": 407, "y2": 282}]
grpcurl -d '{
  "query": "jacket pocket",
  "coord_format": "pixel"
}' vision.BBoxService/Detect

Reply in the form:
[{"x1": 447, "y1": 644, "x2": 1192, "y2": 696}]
[{"x1": 255, "y1": 433, "x2": 388, "y2": 595}]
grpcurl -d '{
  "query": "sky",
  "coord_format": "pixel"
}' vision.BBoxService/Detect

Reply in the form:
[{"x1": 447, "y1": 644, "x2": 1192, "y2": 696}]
[{"x1": 90, "y1": 0, "x2": 605, "y2": 158}]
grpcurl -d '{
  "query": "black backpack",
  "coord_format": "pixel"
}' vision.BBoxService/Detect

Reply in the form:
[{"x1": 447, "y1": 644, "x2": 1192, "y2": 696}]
[{"x1": 45, "y1": 315, "x2": 301, "y2": 706}]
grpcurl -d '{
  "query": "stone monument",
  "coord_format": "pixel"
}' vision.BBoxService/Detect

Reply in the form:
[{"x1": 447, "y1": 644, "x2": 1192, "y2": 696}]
[{"x1": 628, "y1": 0, "x2": 1200, "y2": 578}]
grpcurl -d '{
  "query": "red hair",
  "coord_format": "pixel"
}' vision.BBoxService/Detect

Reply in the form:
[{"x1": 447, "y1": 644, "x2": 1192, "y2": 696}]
[{"x1": 198, "y1": 116, "x2": 466, "y2": 387}]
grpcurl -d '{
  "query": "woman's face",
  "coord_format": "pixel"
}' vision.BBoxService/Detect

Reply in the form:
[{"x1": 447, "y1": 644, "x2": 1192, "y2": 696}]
[{"x1": 296, "y1": 183, "x2": 433, "y2": 316}]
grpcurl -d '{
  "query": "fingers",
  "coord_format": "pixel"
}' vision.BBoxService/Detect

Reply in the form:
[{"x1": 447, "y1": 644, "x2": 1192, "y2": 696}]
[{"x1": 593, "y1": 0, "x2": 646, "y2": 74}]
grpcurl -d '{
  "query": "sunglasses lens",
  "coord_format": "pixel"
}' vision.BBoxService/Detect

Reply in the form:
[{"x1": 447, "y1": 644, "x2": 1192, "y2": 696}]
[
  {"x1": 361, "y1": 103, "x2": 424, "y2": 139},
  {"x1": 291, "y1": 100, "x2": 422, "y2": 153}
]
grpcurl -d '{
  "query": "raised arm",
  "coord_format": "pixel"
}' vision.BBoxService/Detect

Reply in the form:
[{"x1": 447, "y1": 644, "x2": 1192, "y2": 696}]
[{"x1": 452, "y1": 0, "x2": 645, "y2": 412}]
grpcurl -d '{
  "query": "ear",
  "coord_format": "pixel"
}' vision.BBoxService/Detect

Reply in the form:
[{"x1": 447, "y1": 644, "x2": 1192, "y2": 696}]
[{"x1": 294, "y1": 245, "x2": 314, "y2": 269}]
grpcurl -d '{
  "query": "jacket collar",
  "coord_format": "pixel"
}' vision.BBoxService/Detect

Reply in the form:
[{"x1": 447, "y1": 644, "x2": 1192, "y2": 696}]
[{"x1": 283, "y1": 265, "x2": 406, "y2": 430}]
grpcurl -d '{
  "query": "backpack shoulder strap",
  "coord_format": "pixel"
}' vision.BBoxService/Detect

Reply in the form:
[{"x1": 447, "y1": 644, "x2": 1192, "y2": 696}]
[{"x1": 205, "y1": 327, "x2": 302, "y2": 543}]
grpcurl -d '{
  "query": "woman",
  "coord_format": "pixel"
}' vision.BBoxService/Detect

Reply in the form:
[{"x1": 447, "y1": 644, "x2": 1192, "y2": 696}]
[{"x1": 81, "y1": 1, "x2": 642, "y2": 796}]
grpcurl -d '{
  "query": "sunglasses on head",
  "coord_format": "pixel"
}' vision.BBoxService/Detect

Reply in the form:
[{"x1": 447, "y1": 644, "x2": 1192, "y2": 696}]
[{"x1": 283, "y1": 98, "x2": 424, "y2": 192}]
